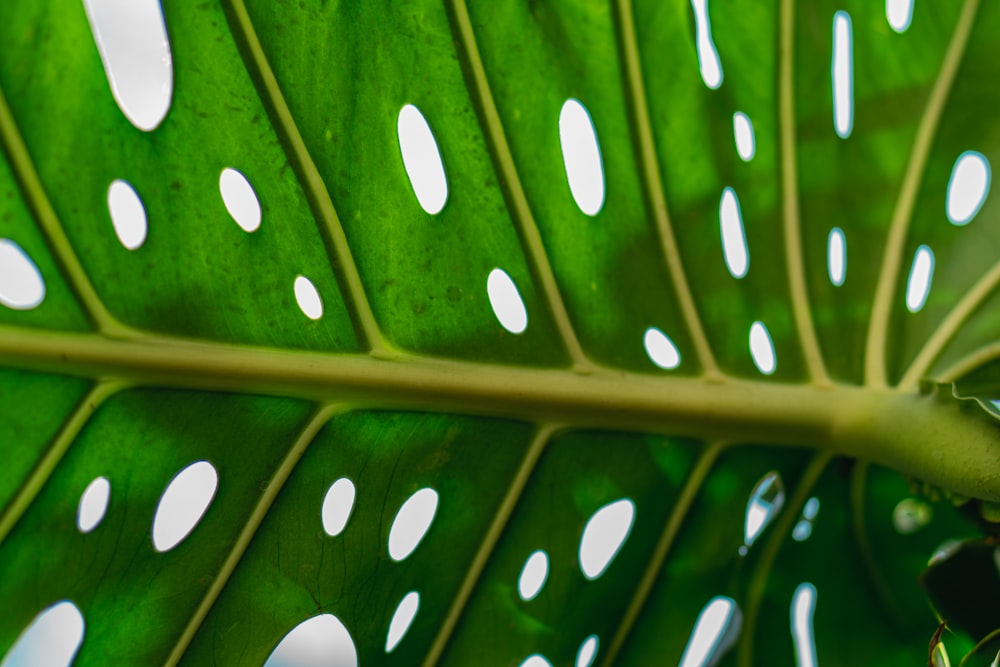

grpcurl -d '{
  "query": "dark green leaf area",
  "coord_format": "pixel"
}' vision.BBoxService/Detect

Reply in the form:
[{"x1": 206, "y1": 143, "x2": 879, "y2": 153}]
[{"x1": 921, "y1": 539, "x2": 1000, "y2": 643}]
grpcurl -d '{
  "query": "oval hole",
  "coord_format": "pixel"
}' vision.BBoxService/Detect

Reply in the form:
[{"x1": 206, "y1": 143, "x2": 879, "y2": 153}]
[
  {"x1": 82, "y1": 0, "x2": 172, "y2": 131},
  {"x1": 77, "y1": 476, "x2": 111, "y2": 534},
  {"x1": 220, "y1": 168, "x2": 262, "y2": 233},
  {"x1": 263, "y1": 614, "x2": 358, "y2": 667},
  {"x1": 388, "y1": 487, "x2": 439, "y2": 562},
  {"x1": 294, "y1": 276, "x2": 324, "y2": 320},
  {"x1": 679, "y1": 597, "x2": 742, "y2": 667},
  {"x1": 519, "y1": 656, "x2": 553, "y2": 667},
  {"x1": 905, "y1": 245, "x2": 934, "y2": 313},
  {"x1": 152, "y1": 460, "x2": 218, "y2": 553},
  {"x1": 733, "y1": 112, "x2": 755, "y2": 161},
  {"x1": 886, "y1": 0, "x2": 913, "y2": 33},
  {"x1": 946, "y1": 151, "x2": 990, "y2": 225},
  {"x1": 579, "y1": 498, "x2": 635, "y2": 581},
  {"x1": 832, "y1": 11, "x2": 853, "y2": 139},
  {"x1": 518, "y1": 550, "x2": 549, "y2": 601},
  {"x1": 559, "y1": 99, "x2": 605, "y2": 216},
  {"x1": 742, "y1": 471, "x2": 785, "y2": 555},
  {"x1": 719, "y1": 188, "x2": 749, "y2": 279},
  {"x1": 643, "y1": 327, "x2": 681, "y2": 370},
  {"x1": 321, "y1": 478, "x2": 356, "y2": 537},
  {"x1": 748, "y1": 321, "x2": 776, "y2": 375},
  {"x1": 397, "y1": 104, "x2": 448, "y2": 215},
  {"x1": 0, "y1": 239, "x2": 45, "y2": 310},
  {"x1": 487, "y1": 268, "x2": 528, "y2": 334},
  {"x1": 791, "y1": 583, "x2": 818, "y2": 667},
  {"x1": 827, "y1": 227, "x2": 846, "y2": 286},
  {"x1": 108, "y1": 180, "x2": 148, "y2": 250},
  {"x1": 1, "y1": 600, "x2": 84, "y2": 667},
  {"x1": 792, "y1": 497, "x2": 820, "y2": 542},
  {"x1": 385, "y1": 591, "x2": 420, "y2": 653},
  {"x1": 691, "y1": 0, "x2": 723, "y2": 88},
  {"x1": 576, "y1": 635, "x2": 599, "y2": 667}
]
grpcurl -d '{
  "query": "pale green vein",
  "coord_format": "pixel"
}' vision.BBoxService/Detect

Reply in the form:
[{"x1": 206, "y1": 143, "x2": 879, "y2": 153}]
[
  {"x1": 959, "y1": 627, "x2": 1000, "y2": 666},
  {"x1": 599, "y1": 442, "x2": 724, "y2": 667},
  {"x1": 446, "y1": 0, "x2": 593, "y2": 374},
  {"x1": 779, "y1": 0, "x2": 830, "y2": 386},
  {"x1": 221, "y1": 0, "x2": 388, "y2": 357},
  {"x1": 936, "y1": 342, "x2": 1000, "y2": 384},
  {"x1": 0, "y1": 380, "x2": 122, "y2": 547},
  {"x1": 164, "y1": 403, "x2": 339, "y2": 667},
  {"x1": 612, "y1": 0, "x2": 720, "y2": 380},
  {"x1": 864, "y1": 0, "x2": 980, "y2": 388},
  {"x1": 736, "y1": 451, "x2": 832, "y2": 667},
  {"x1": 421, "y1": 423, "x2": 556, "y2": 667}
]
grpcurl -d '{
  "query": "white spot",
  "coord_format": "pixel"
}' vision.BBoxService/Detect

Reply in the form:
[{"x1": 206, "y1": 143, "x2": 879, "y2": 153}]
[
  {"x1": 579, "y1": 498, "x2": 635, "y2": 581},
  {"x1": 263, "y1": 614, "x2": 358, "y2": 667},
  {"x1": 905, "y1": 245, "x2": 934, "y2": 313},
  {"x1": 748, "y1": 321, "x2": 776, "y2": 376},
  {"x1": 388, "y1": 487, "x2": 438, "y2": 562},
  {"x1": 946, "y1": 151, "x2": 990, "y2": 225},
  {"x1": 519, "y1": 656, "x2": 553, "y2": 667},
  {"x1": 385, "y1": 591, "x2": 419, "y2": 653},
  {"x1": 517, "y1": 550, "x2": 549, "y2": 601},
  {"x1": 220, "y1": 168, "x2": 262, "y2": 233},
  {"x1": 691, "y1": 0, "x2": 723, "y2": 89},
  {"x1": 294, "y1": 276, "x2": 324, "y2": 320},
  {"x1": 559, "y1": 99, "x2": 606, "y2": 216},
  {"x1": 0, "y1": 239, "x2": 45, "y2": 310},
  {"x1": 487, "y1": 268, "x2": 528, "y2": 334},
  {"x1": 791, "y1": 583, "x2": 818, "y2": 667},
  {"x1": 575, "y1": 635, "x2": 599, "y2": 667},
  {"x1": 792, "y1": 497, "x2": 820, "y2": 543},
  {"x1": 643, "y1": 327, "x2": 681, "y2": 370},
  {"x1": 678, "y1": 597, "x2": 742, "y2": 667},
  {"x1": 321, "y1": 478, "x2": 356, "y2": 537},
  {"x1": 832, "y1": 11, "x2": 854, "y2": 139},
  {"x1": 0, "y1": 600, "x2": 84, "y2": 667},
  {"x1": 886, "y1": 0, "x2": 914, "y2": 33},
  {"x1": 741, "y1": 472, "x2": 785, "y2": 555},
  {"x1": 151, "y1": 460, "x2": 218, "y2": 553},
  {"x1": 107, "y1": 180, "x2": 147, "y2": 249},
  {"x1": 893, "y1": 498, "x2": 933, "y2": 534},
  {"x1": 719, "y1": 188, "x2": 749, "y2": 279},
  {"x1": 82, "y1": 0, "x2": 172, "y2": 131},
  {"x1": 77, "y1": 476, "x2": 111, "y2": 534},
  {"x1": 733, "y1": 112, "x2": 755, "y2": 161},
  {"x1": 397, "y1": 104, "x2": 448, "y2": 215},
  {"x1": 929, "y1": 539, "x2": 962, "y2": 565},
  {"x1": 827, "y1": 227, "x2": 846, "y2": 286}
]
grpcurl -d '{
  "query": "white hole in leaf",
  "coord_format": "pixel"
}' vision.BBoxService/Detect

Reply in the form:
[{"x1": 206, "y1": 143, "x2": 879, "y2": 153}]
[
  {"x1": 886, "y1": 0, "x2": 914, "y2": 33},
  {"x1": 388, "y1": 488, "x2": 438, "y2": 562},
  {"x1": 294, "y1": 276, "x2": 324, "y2": 320},
  {"x1": 77, "y1": 476, "x2": 111, "y2": 534},
  {"x1": 151, "y1": 460, "x2": 218, "y2": 553},
  {"x1": 220, "y1": 168, "x2": 262, "y2": 233},
  {"x1": 893, "y1": 498, "x2": 933, "y2": 534},
  {"x1": 643, "y1": 327, "x2": 681, "y2": 370},
  {"x1": 741, "y1": 471, "x2": 785, "y2": 556},
  {"x1": 579, "y1": 498, "x2": 635, "y2": 581},
  {"x1": 81, "y1": 0, "x2": 172, "y2": 131},
  {"x1": 691, "y1": 0, "x2": 723, "y2": 89},
  {"x1": 263, "y1": 614, "x2": 358, "y2": 667},
  {"x1": 678, "y1": 597, "x2": 742, "y2": 667},
  {"x1": 517, "y1": 550, "x2": 549, "y2": 601},
  {"x1": 719, "y1": 187, "x2": 749, "y2": 279},
  {"x1": 946, "y1": 151, "x2": 990, "y2": 225},
  {"x1": 397, "y1": 104, "x2": 448, "y2": 215},
  {"x1": 792, "y1": 497, "x2": 820, "y2": 542},
  {"x1": 791, "y1": 583, "x2": 818, "y2": 667},
  {"x1": 519, "y1": 656, "x2": 553, "y2": 667},
  {"x1": 832, "y1": 11, "x2": 854, "y2": 139},
  {"x1": 321, "y1": 478, "x2": 356, "y2": 537},
  {"x1": 487, "y1": 268, "x2": 528, "y2": 334},
  {"x1": 559, "y1": 99, "x2": 605, "y2": 216},
  {"x1": 575, "y1": 635, "x2": 599, "y2": 667},
  {"x1": 733, "y1": 112, "x2": 755, "y2": 161},
  {"x1": 107, "y1": 179, "x2": 147, "y2": 250},
  {"x1": 385, "y1": 591, "x2": 420, "y2": 653},
  {"x1": 748, "y1": 321, "x2": 776, "y2": 376},
  {"x1": 905, "y1": 245, "x2": 934, "y2": 313},
  {"x1": 827, "y1": 227, "x2": 846, "y2": 286},
  {"x1": 0, "y1": 600, "x2": 85, "y2": 667},
  {"x1": 0, "y1": 239, "x2": 46, "y2": 310}
]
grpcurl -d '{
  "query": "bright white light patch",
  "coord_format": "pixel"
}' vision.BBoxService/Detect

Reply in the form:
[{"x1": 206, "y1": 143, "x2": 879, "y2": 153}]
[
  {"x1": 487, "y1": 268, "x2": 528, "y2": 334},
  {"x1": 388, "y1": 487, "x2": 438, "y2": 561},
  {"x1": 579, "y1": 498, "x2": 635, "y2": 580},
  {"x1": 263, "y1": 614, "x2": 358, "y2": 667},
  {"x1": 575, "y1": 635, "x2": 599, "y2": 667},
  {"x1": 0, "y1": 600, "x2": 85, "y2": 667},
  {"x1": 107, "y1": 179, "x2": 147, "y2": 249},
  {"x1": 397, "y1": 104, "x2": 448, "y2": 215},
  {"x1": 832, "y1": 11, "x2": 854, "y2": 139},
  {"x1": 749, "y1": 321, "x2": 776, "y2": 375},
  {"x1": 77, "y1": 476, "x2": 111, "y2": 533},
  {"x1": 719, "y1": 188, "x2": 749, "y2": 279},
  {"x1": 643, "y1": 327, "x2": 681, "y2": 370},
  {"x1": 151, "y1": 460, "x2": 218, "y2": 552},
  {"x1": 886, "y1": 0, "x2": 914, "y2": 33},
  {"x1": 946, "y1": 151, "x2": 990, "y2": 225},
  {"x1": 679, "y1": 597, "x2": 742, "y2": 667},
  {"x1": 385, "y1": 591, "x2": 420, "y2": 653},
  {"x1": 733, "y1": 112, "x2": 755, "y2": 161},
  {"x1": 0, "y1": 239, "x2": 45, "y2": 310},
  {"x1": 559, "y1": 99, "x2": 605, "y2": 216},
  {"x1": 827, "y1": 227, "x2": 846, "y2": 286},
  {"x1": 691, "y1": 0, "x2": 723, "y2": 89},
  {"x1": 518, "y1": 550, "x2": 549, "y2": 601},
  {"x1": 519, "y1": 656, "x2": 553, "y2": 667},
  {"x1": 742, "y1": 471, "x2": 785, "y2": 555},
  {"x1": 321, "y1": 478, "x2": 356, "y2": 537},
  {"x1": 791, "y1": 583, "x2": 818, "y2": 667},
  {"x1": 82, "y1": 0, "x2": 173, "y2": 131},
  {"x1": 905, "y1": 245, "x2": 934, "y2": 313},
  {"x1": 294, "y1": 276, "x2": 324, "y2": 320},
  {"x1": 220, "y1": 168, "x2": 262, "y2": 233}
]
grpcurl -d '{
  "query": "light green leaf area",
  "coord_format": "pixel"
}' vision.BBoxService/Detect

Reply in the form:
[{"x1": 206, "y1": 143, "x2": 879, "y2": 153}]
[{"x1": 1, "y1": 0, "x2": 999, "y2": 665}]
